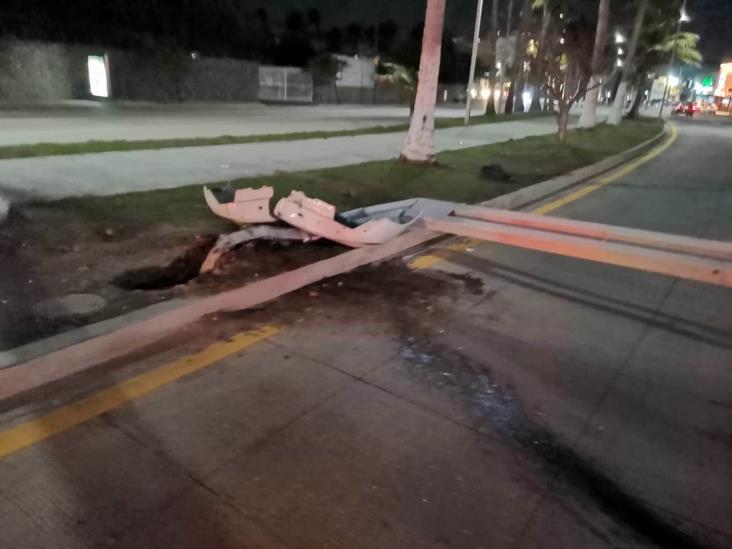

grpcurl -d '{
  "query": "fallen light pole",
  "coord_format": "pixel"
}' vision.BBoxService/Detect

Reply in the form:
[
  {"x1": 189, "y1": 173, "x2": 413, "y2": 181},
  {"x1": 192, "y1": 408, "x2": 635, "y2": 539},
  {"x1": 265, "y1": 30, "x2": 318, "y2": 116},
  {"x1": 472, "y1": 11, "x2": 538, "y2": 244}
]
[
  {"x1": 419, "y1": 206, "x2": 732, "y2": 288},
  {"x1": 203, "y1": 186, "x2": 732, "y2": 288},
  {"x1": 451, "y1": 206, "x2": 732, "y2": 261}
]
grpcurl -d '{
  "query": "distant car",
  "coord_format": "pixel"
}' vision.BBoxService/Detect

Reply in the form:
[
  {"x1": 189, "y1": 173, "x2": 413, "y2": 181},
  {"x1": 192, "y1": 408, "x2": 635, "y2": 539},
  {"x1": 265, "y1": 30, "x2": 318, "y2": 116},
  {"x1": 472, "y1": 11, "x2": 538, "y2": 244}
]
[{"x1": 672, "y1": 102, "x2": 696, "y2": 116}]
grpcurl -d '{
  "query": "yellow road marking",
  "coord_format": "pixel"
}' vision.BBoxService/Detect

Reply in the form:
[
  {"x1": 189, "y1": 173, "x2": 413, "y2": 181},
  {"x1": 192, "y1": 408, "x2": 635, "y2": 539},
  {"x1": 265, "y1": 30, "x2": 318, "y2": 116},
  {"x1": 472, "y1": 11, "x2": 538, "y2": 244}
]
[
  {"x1": 534, "y1": 124, "x2": 678, "y2": 215},
  {"x1": 410, "y1": 123, "x2": 678, "y2": 268},
  {"x1": 0, "y1": 325, "x2": 279, "y2": 460},
  {"x1": 409, "y1": 237, "x2": 482, "y2": 269}
]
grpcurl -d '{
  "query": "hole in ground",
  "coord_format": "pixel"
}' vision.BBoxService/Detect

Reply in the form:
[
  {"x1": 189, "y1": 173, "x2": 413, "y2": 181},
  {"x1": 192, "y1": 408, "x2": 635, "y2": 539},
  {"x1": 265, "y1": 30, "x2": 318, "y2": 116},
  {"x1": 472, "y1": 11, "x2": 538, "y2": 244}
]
[{"x1": 112, "y1": 236, "x2": 217, "y2": 290}]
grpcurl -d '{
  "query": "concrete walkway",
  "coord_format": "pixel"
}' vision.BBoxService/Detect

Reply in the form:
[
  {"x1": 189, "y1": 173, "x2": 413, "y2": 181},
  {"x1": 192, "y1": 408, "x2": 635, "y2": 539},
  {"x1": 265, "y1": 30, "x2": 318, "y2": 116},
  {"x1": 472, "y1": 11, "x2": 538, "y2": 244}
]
[
  {"x1": 0, "y1": 103, "x2": 468, "y2": 146},
  {"x1": 0, "y1": 117, "x2": 561, "y2": 202}
]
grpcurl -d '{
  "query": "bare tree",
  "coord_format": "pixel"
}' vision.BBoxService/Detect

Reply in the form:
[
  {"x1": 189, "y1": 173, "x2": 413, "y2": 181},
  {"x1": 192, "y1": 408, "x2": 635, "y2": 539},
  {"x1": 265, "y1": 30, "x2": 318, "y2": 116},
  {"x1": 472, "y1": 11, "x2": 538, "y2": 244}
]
[
  {"x1": 578, "y1": 0, "x2": 610, "y2": 128},
  {"x1": 537, "y1": 13, "x2": 595, "y2": 142},
  {"x1": 608, "y1": 0, "x2": 648, "y2": 125},
  {"x1": 401, "y1": 0, "x2": 446, "y2": 163}
]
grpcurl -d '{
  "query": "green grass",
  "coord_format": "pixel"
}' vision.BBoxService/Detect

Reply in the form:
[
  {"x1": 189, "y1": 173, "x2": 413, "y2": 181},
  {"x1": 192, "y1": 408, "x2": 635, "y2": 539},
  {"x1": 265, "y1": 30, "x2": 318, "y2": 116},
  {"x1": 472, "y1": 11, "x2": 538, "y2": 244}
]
[
  {"x1": 0, "y1": 111, "x2": 550, "y2": 160},
  {"x1": 31, "y1": 119, "x2": 662, "y2": 231}
]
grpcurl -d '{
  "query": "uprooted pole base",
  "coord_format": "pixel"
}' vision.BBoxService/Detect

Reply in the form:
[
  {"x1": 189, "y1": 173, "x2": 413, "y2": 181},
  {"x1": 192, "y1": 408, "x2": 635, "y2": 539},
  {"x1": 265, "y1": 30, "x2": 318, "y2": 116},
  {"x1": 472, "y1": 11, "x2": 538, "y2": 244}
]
[{"x1": 200, "y1": 226, "x2": 313, "y2": 274}]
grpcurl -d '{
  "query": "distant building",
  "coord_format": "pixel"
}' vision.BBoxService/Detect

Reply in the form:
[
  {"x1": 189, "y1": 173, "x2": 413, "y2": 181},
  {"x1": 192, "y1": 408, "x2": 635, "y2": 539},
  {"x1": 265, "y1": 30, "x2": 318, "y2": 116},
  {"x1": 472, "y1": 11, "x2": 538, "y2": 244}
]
[{"x1": 713, "y1": 62, "x2": 732, "y2": 114}]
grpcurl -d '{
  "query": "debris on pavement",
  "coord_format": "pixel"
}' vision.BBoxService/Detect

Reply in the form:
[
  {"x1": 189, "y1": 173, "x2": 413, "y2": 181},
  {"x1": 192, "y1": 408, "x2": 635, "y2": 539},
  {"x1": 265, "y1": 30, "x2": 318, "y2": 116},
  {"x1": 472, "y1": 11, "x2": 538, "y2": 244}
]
[
  {"x1": 200, "y1": 225, "x2": 314, "y2": 274},
  {"x1": 203, "y1": 184, "x2": 277, "y2": 225},
  {"x1": 274, "y1": 191, "x2": 421, "y2": 248},
  {"x1": 479, "y1": 163, "x2": 513, "y2": 182}
]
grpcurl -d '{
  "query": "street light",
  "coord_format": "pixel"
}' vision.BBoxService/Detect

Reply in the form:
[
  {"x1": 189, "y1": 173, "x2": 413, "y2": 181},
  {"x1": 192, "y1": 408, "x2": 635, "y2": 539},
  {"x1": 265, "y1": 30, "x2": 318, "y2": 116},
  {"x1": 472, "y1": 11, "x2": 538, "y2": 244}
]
[
  {"x1": 464, "y1": 0, "x2": 485, "y2": 124},
  {"x1": 659, "y1": 0, "x2": 689, "y2": 118},
  {"x1": 614, "y1": 32, "x2": 625, "y2": 44}
]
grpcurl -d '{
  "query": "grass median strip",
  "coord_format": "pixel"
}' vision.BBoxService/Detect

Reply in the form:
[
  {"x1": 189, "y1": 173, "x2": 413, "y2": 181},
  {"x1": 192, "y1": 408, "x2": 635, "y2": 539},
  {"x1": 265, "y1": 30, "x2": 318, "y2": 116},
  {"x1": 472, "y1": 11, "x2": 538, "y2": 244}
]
[
  {"x1": 0, "y1": 111, "x2": 549, "y2": 160},
  {"x1": 33, "y1": 119, "x2": 663, "y2": 230}
]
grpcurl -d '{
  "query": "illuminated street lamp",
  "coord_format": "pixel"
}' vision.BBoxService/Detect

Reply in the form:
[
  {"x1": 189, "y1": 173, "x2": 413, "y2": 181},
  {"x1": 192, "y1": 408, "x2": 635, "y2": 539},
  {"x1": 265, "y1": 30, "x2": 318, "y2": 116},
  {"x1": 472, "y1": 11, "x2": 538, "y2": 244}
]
[
  {"x1": 464, "y1": 0, "x2": 484, "y2": 124},
  {"x1": 614, "y1": 32, "x2": 625, "y2": 44}
]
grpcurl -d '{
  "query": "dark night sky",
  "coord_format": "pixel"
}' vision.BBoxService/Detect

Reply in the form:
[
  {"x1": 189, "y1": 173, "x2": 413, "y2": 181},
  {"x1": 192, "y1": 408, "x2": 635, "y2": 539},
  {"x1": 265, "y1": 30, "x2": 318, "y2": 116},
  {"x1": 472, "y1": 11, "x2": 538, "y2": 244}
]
[{"x1": 252, "y1": 0, "x2": 731, "y2": 66}]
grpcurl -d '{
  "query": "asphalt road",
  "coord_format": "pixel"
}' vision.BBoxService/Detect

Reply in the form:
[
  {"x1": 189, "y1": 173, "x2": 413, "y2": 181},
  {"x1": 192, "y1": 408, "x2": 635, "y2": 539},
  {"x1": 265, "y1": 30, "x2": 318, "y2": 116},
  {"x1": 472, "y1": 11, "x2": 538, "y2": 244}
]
[{"x1": 0, "y1": 116, "x2": 729, "y2": 549}]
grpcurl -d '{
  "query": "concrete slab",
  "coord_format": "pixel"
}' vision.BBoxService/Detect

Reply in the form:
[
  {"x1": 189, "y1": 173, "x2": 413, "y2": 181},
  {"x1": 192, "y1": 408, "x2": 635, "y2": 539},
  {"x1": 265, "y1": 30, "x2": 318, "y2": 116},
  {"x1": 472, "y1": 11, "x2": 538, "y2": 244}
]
[
  {"x1": 0, "y1": 417, "x2": 193, "y2": 548},
  {"x1": 267, "y1": 314, "x2": 403, "y2": 378},
  {"x1": 104, "y1": 341, "x2": 353, "y2": 477},
  {"x1": 572, "y1": 371, "x2": 732, "y2": 547},
  {"x1": 110, "y1": 484, "x2": 290, "y2": 549},
  {"x1": 207, "y1": 381, "x2": 546, "y2": 549}
]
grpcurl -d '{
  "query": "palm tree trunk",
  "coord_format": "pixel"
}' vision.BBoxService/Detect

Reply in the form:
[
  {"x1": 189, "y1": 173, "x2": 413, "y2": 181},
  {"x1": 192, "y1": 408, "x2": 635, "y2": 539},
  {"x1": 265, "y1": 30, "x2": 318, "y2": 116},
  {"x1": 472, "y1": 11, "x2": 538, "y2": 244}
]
[
  {"x1": 528, "y1": 2, "x2": 550, "y2": 112},
  {"x1": 496, "y1": 0, "x2": 514, "y2": 113},
  {"x1": 401, "y1": 0, "x2": 446, "y2": 162},
  {"x1": 608, "y1": 0, "x2": 647, "y2": 125},
  {"x1": 578, "y1": 0, "x2": 610, "y2": 128},
  {"x1": 504, "y1": 0, "x2": 531, "y2": 114},
  {"x1": 627, "y1": 75, "x2": 647, "y2": 118},
  {"x1": 484, "y1": 0, "x2": 500, "y2": 116}
]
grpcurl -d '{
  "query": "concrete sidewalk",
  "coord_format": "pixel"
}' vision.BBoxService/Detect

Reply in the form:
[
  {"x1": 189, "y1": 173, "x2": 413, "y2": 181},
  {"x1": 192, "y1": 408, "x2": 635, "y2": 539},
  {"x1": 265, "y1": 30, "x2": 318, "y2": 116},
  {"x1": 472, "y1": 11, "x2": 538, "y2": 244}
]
[
  {"x1": 0, "y1": 116, "x2": 560, "y2": 202},
  {"x1": 0, "y1": 103, "x2": 464, "y2": 146}
]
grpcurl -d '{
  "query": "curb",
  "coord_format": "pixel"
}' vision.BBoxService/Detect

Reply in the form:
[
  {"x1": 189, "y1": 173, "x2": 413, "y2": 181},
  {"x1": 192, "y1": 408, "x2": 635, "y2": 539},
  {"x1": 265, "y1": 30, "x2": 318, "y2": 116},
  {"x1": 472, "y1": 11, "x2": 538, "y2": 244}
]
[
  {"x1": 0, "y1": 122, "x2": 669, "y2": 403},
  {"x1": 481, "y1": 122, "x2": 669, "y2": 211},
  {"x1": 0, "y1": 194, "x2": 9, "y2": 224}
]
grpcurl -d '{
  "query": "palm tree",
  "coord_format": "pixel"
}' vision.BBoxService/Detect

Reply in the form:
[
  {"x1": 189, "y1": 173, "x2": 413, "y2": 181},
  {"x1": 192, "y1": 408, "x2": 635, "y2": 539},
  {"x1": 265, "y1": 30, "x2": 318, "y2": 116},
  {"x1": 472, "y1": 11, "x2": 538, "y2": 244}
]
[
  {"x1": 527, "y1": 0, "x2": 551, "y2": 112},
  {"x1": 401, "y1": 0, "x2": 446, "y2": 163},
  {"x1": 608, "y1": 0, "x2": 648, "y2": 125},
  {"x1": 578, "y1": 0, "x2": 610, "y2": 128},
  {"x1": 504, "y1": 0, "x2": 532, "y2": 114},
  {"x1": 484, "y1": 0, "x2": 500, "y2": 116},
  {"x1": 379, "y1": 63, "x2": 418, "y2": 117},
  {"x1": 651, "y1": 31, "x2": 702, "y2": 65},
  {"x1": 626, "y1": 30, "x2": 701, "y2": 117}
]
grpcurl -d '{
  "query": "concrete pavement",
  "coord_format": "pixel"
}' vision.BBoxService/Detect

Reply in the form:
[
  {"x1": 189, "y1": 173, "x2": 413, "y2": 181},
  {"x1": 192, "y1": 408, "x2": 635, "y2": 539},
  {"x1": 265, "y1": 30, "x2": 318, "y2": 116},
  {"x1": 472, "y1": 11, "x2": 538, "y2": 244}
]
[
  {"x1": 0, "y1": 116, "x2": 561, "y2": 202},
  {"x1": 0, "y1": 103, "x2": 465, "y2": 146},
  {"x1": 0, "y1": 117, "x2": 730, "y2": 548}
]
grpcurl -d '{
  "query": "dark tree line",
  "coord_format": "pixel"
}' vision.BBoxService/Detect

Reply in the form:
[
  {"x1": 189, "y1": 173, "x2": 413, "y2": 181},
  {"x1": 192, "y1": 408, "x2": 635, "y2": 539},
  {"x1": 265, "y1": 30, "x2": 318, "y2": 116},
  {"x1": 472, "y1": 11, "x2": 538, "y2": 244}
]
[{"x1": 0, "y1": 1, "x2": 470, "y2": 83}]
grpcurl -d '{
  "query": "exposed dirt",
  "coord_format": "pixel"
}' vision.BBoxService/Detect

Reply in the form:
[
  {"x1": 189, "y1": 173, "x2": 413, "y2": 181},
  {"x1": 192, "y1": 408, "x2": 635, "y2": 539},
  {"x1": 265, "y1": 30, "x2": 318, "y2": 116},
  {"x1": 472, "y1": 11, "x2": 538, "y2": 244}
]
[{"x1": 0, "y1": 204, "x2": 353, "y2": 350}]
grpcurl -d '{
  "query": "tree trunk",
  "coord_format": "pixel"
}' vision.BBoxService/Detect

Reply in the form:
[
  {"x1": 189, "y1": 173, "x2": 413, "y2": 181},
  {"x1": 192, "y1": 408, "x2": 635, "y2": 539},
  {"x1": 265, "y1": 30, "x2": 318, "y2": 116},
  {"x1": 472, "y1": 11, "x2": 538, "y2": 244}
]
[
  {"x1": 557, "y1": 107, "x2": 569, "y2": 143},
  {"x1": 504, "y1": 0, "x2": 531, "y2": 115},
  {"x1": 529, "y1": 2, "x2": 551, "y2": 112},
  {"x1": 627, "y1": 80, "x2": 646, "y2": 118},
  {"x1": 578, "y1": 0, "x2": 610, "y2": 128},
  {"x1": 484, "y1": 0, "x2": 500, "y2": 116},
  {"x1": 608, "y1": 0, "x2": 647, "y2": 125},
  {"x1": 401, "y1": 0, "x2": 446, "y2": 162},
  {"x1": 496, "y1": 0, "x2": 514, "y2": 113},
  {"x1": 505, "y1": 83, "x2": 515, "y2": 113}
]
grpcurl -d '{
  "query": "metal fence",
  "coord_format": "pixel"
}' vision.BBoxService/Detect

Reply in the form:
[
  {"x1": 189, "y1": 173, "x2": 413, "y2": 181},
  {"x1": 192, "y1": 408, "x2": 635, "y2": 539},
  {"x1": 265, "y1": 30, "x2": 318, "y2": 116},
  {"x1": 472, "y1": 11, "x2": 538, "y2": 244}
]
[{"x1": 258, "y1": 66, "x2": 313, "y2": 103}]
